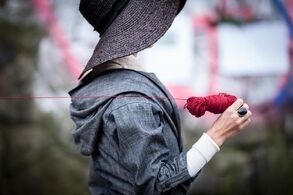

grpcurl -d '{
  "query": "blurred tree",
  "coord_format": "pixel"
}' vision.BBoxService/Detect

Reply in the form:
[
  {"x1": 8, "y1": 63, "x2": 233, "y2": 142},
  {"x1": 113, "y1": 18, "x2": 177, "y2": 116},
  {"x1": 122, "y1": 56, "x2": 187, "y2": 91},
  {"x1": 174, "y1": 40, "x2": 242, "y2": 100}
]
[
  {"x1": 0, "y1": 1, "x2": 88, "y2": 195},
  {"x1": 0, "y1": 0, "x2": 6, "y2": 7}
]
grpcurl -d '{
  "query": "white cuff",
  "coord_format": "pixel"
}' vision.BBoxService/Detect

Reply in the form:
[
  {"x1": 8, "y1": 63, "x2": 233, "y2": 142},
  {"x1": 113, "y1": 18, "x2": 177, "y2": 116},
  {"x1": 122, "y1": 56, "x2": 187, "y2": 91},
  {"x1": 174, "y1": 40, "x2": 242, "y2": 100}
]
[
  {"x1": 186, "y1": 133, "x2": 220, "y2": 177},
  {"x1": 203, "y1": 133, "x2": 220, "y2": 153}
]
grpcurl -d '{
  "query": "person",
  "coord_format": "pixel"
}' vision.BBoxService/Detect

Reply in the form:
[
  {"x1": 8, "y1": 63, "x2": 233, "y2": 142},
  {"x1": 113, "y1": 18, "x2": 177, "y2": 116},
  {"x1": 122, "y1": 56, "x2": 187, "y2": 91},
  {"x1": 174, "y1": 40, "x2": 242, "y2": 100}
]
[{"x1": 69, "y1": 0, "x2": 252, "y2": 194}]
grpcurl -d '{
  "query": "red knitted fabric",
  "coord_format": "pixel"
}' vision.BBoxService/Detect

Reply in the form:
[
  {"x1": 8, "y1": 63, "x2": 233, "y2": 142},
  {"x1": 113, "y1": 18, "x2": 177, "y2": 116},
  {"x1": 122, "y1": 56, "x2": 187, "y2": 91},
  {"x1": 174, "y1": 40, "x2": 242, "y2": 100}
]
[{"x1": 185, "y1": 93, "x2": 237, "y2": 117}]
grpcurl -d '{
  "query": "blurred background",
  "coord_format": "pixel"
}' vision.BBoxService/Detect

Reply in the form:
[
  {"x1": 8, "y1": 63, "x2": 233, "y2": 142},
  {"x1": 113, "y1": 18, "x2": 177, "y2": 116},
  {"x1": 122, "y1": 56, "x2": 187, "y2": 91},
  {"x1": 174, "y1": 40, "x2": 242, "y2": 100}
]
[{"x1": 0, "y1": 0, "x2": 293, "y2": 194}]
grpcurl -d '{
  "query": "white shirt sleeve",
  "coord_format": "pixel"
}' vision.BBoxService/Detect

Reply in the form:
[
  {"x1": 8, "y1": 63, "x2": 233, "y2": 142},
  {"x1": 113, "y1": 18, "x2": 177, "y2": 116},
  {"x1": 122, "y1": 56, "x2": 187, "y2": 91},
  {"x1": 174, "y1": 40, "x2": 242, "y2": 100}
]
[{"x1": 186, "y1": 133, "x2": 220, "y2": 177}]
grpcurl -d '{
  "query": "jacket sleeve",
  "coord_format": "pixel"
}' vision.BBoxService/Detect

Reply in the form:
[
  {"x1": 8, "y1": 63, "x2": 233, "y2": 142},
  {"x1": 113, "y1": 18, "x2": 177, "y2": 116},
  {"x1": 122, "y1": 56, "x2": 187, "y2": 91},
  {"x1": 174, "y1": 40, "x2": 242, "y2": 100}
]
[{"x1": 106, "y1": 99, "x2": 196, "y2": 194}]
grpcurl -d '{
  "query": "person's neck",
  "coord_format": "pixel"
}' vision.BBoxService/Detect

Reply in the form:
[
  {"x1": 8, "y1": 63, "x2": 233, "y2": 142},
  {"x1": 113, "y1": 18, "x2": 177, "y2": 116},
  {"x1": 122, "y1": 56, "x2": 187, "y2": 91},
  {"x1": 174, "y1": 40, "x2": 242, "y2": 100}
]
[
  {"x1": 111, "y1": 54, "x2": 144, "y2": 71},
  {"x1": 90, "y1": 54, "x2": 145, "y2": 77}
]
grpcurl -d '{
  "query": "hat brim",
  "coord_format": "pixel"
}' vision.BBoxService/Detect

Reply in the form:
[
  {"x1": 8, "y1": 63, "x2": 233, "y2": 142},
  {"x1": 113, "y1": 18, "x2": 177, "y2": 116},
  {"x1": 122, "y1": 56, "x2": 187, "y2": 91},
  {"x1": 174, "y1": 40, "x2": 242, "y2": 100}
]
[{"x1": 80, "y1": 0, "x2": 181, "y2": 78}]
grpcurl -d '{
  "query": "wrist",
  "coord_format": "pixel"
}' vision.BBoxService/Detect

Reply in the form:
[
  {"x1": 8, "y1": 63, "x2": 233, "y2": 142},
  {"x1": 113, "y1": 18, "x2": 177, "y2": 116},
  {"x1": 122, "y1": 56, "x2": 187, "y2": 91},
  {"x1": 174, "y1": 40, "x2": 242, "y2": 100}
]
[{"x1": 206, "y1": 129, "x2": 225, "y2": 147}]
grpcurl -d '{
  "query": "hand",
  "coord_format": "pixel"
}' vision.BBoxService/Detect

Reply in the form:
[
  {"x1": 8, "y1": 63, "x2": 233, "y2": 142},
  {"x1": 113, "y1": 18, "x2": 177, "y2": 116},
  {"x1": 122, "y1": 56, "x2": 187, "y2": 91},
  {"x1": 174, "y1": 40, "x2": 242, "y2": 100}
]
[{"x1": 206, "y1": 99, "x2": 252, "y2": 147}]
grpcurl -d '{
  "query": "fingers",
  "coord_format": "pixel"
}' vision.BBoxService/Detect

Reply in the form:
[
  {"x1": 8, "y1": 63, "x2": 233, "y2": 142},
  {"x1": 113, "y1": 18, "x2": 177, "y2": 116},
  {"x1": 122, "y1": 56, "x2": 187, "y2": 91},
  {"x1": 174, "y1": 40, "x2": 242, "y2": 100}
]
[
  {"x1": 241, "y1": 110, "x2": 252, "y2": 120},
  {"x1": 242, "y1": 103, "x2": 249, "y2": 110},
  {"x1": 237, "y1": 105, "x2": 251, "y2": 118},
  {"x1": 239, "y1": 117, "x2": 251, "y2": 129},
  {"x1": 225, "y1": 114, "x2": 252, "y2": 139},
  {"x1": 237, "y1": 107, "x2": 252, "y2": 121},
  {"x1": 229, "y1": 99, "x2": 244, "y2": 111},
  {"x1": 237, "y1": 110, "x2": 252, "y2": 129},
  {"x1": 209, "y1": 98, "x2": 252, "y2": 145}
]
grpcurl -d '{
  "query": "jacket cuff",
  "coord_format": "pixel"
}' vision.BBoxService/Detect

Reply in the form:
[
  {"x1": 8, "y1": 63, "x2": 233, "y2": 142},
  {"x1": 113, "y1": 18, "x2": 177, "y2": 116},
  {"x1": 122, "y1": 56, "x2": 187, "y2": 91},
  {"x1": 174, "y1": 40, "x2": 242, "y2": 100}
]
[{"x1": 157, "y1": 152, "x2": 197, "y2": 192}]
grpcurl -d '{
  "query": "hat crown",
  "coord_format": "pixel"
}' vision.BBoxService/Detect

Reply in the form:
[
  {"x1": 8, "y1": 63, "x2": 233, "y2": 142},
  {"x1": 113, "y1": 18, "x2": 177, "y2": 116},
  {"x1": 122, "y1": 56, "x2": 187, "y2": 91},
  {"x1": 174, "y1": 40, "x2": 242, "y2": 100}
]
[
  {"x1": 78, "y1": 0, "x2": 186, "y2": 78},
  {"x1": 79, "y1": 0, "x2": 117, "y2": 34}
]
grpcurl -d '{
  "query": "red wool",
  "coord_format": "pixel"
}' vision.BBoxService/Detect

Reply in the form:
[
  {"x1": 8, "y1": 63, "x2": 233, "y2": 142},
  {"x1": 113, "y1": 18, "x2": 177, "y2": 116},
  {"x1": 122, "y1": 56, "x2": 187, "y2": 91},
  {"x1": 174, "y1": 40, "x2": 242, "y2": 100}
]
[{"x1": 185, "y1": 93, "x2": 237, "y2": 117}]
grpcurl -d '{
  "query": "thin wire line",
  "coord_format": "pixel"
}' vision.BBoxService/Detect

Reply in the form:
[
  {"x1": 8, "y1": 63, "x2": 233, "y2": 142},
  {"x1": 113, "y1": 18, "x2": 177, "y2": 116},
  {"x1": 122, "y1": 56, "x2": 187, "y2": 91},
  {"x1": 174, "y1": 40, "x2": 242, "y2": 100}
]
[{"x1": 0, "y1": 95, "x2": 189, "y2": 101}]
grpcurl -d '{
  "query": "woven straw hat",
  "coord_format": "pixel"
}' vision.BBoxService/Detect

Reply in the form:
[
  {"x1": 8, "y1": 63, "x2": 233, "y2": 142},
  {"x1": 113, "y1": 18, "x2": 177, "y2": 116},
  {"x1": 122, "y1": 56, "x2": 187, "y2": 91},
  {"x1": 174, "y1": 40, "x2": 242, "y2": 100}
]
[{"x1": 79, "y1": 0, "x2": 186, "y2": 78}]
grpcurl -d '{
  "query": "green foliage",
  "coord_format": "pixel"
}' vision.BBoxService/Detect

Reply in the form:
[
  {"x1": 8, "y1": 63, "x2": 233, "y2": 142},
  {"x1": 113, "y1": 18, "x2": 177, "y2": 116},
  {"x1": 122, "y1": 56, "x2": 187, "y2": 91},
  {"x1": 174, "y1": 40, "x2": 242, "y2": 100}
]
[
  {"x1": 0, "y1": 113, "x2": 89, "y2": 195},
  {"x1": 0, "y1": 2, "x2": 89, "y2": 194},
  {"x1": 0, "y1": 0, "x2": 6, "y2": 7},
  {"x1": 186, "y1": 121, "x2": 293, "y2": 195}
]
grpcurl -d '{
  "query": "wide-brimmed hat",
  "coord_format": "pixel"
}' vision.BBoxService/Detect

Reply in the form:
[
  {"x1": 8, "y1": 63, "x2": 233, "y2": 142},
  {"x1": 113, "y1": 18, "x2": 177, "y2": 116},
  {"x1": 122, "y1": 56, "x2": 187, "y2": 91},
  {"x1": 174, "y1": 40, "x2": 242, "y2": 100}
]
[{"x1": 79, "y1": 0, "x2": 186, "y2": 78}]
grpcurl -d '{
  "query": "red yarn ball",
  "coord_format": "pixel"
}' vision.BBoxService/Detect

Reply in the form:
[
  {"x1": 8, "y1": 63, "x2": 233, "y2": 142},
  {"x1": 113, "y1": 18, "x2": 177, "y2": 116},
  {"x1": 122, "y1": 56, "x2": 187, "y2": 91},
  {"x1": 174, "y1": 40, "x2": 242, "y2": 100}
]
[{"x1": 185, "y1": 93, "x2": 237, "y2": 117}]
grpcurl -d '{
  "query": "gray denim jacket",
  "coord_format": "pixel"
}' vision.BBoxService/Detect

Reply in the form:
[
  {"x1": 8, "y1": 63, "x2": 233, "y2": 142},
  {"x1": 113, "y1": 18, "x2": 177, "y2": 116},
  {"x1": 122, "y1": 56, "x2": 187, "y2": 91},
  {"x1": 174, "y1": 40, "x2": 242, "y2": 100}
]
[{"x1": 69, "y1": 69, "x2": 197, "y2": 194}]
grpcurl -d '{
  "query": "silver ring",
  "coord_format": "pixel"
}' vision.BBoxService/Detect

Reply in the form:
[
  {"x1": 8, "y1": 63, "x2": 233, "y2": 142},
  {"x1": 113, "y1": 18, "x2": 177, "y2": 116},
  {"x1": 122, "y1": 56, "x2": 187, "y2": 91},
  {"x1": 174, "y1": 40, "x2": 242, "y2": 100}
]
[{"x1": 237, "y1": 107, "x2": 247, "y2": 117}]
